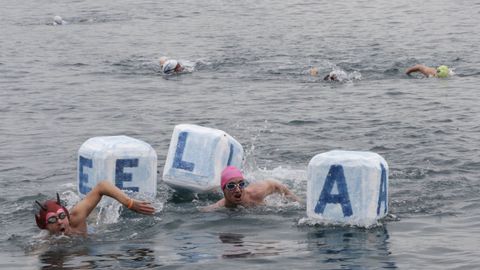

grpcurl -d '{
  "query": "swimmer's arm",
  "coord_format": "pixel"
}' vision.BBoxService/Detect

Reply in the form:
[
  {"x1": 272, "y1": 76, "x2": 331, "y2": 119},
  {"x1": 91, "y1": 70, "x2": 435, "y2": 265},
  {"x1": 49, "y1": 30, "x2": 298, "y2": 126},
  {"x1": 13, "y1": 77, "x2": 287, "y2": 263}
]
[
  {"x1": 261, "y1": 180, "x2": 300, "y2": 202},
  {"x1": 70, "y1": 181, "x2": 155, "y2": 223},
  {"x1": 406, "y1": 64, "x2": 436, "y2": 77},
  {"x1": 199, "y1": 199, "x2": 225, "y2": 212}
]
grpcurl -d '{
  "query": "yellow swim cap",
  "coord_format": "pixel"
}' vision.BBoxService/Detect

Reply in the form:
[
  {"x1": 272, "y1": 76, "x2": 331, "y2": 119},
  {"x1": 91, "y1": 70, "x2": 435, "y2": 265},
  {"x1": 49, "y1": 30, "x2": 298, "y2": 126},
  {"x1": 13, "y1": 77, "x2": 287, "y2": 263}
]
[{"x1": 436, "y1": 65, "x2": 449, "y2": 78}]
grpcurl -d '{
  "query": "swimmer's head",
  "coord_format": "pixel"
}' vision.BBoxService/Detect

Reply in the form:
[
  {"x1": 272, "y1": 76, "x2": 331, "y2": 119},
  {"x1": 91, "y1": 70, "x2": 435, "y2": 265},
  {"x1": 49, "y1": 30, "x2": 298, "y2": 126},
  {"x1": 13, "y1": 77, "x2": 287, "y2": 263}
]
[
  {"x1": 34, "y1": 193, "x2": 70, "y2": 230},
  {"x1": 159, "y1": 56, "x2": 168, "y2": 66},
  {"x1": 436, "y1": 65, "x2": 449, "y2": 78},
  {"x1": 162, "y1": 59, "x2": 178, "y2": 74},
  {"x1": 53, "y1": 16, "x2": 64, "y2": 25},
  {"x1": 221, "y1": 166, "x2": 244, "y2": 190}
]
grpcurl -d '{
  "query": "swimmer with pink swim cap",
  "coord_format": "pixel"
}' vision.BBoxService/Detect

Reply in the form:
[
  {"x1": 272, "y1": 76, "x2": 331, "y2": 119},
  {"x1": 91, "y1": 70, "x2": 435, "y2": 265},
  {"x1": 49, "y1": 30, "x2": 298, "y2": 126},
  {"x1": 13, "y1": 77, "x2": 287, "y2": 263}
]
[
  {"x1": 201, "y1": 166, "x2": 300, "y2": 212},
  {"x1": 34, "y1": 181, "x2": 155, "y2": 236},
  {"x1": 220, "y1": 165, "x2": 245, "y2": 190}
]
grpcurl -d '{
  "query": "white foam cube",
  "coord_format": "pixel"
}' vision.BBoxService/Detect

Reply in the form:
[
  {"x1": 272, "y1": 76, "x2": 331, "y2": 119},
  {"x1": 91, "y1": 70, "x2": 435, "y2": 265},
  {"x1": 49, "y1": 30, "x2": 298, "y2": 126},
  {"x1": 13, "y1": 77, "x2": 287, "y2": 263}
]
[
  {"x1": 77, "y1": 135, "x2": 157, "y2": 199},
  {"x1": 163, "y1": 124, "x2": 244, "y2": 193},
  {"x1": 307, "y1": 150, "x2": 388, "y2": 226}
]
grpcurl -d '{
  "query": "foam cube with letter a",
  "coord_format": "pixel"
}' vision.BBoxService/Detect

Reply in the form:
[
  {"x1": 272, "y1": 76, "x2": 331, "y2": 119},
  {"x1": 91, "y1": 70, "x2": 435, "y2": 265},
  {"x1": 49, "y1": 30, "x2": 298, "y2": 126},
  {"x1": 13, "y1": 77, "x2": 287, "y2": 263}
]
[
  {"x1": 307, "y1": 150, "x2": 388, "y2": 227},
  {"x1": 77, "y1": 136, "x2": 157, "y2": 199},
  {"x1": 163, "y1": 124, "x2": 244, "y2": 193}
]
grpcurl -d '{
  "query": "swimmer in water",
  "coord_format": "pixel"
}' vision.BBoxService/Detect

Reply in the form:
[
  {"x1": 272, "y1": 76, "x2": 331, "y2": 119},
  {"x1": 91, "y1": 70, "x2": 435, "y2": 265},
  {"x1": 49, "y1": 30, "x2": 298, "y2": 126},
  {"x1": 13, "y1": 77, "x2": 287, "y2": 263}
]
[
  {"x1": 405, "y1": 64, "x2": 451, "y2": 78},
  {"x1": 201, "y1": 166, "x2": 300, "y2": 212},
  {"x1": 310, "y1": 67, "x2": 336, "y2": 79},
  {"x1": 53, "y1": 16, "x2": 66, "y2": 25},
  {"x1": 34, "y1": 181, "x2": 155, "y2": 236},
  {"x1": 159, "y1": 56, "x2": 184, "y2": 74},
  {"x1": 323, "y1": 72, "x2": 339, "y2": 81},
  {"x1": 309, "y1": 67, "x2": 349, "y2": 81},
  {"x1": 309, "y1": 67, "x2": 319, "y2": 77}
]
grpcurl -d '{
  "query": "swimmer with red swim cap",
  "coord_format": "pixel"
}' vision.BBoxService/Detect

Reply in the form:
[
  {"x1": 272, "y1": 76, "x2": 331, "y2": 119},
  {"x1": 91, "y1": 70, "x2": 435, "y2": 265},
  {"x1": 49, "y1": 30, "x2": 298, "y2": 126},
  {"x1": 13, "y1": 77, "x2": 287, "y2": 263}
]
[
  {"x1": 34, "y1": 181, "x2": 155, "y2": 236},
  {"x1": 201, "y1": 166, "x2": 300, "y2": 212}
]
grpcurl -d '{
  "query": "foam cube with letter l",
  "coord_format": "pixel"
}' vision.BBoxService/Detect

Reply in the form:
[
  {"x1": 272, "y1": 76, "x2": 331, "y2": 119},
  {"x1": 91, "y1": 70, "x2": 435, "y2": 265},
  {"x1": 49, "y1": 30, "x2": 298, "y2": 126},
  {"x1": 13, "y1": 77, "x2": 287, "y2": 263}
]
[
  {"x1": 163, "y1": 124, "x2": 244, "y2": 193},
  {"x1": 77, "y1": 135, "x2": 157, "y2": 199},
  {"x1": 307, "y1": 150, "x2": 388, "y2": 227}
]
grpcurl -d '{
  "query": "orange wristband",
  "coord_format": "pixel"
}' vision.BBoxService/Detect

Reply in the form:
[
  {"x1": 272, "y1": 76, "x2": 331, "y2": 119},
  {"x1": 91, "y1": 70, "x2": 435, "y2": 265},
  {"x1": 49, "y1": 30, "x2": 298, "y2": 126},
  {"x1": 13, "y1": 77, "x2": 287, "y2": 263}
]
[{"x1": 127, "y1": 199, "x2": 134, "y2": 209}]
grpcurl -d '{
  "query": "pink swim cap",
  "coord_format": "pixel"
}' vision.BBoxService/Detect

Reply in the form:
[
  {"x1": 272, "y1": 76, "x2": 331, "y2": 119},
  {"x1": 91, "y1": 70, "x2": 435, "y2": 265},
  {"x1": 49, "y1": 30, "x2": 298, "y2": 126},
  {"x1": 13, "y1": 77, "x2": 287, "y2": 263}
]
[{"x1": 221, "y1": 166, "x2": 244, "y2": 189}]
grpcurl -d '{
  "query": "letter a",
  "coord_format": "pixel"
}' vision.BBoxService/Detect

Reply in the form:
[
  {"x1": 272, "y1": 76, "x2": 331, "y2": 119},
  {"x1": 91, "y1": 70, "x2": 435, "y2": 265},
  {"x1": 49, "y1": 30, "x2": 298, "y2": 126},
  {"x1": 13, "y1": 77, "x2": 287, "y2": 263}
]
[
  {"x1": 377, "y1": 163, "x2": 388, "y2": 215},
  {"x1": 314, "y1": 165, "x2": 353, "y2": 217}
]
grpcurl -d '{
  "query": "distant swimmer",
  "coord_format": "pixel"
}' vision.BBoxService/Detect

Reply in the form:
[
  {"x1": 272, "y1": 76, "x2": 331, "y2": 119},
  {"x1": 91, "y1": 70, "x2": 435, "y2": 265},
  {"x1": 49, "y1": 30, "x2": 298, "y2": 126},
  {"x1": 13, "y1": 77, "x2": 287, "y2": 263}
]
[
  {"x1": 53, "y1": 16, "x2": 66, "y2": 25},
  {"x1": 323, "y1": 70, "x2": 347, "y2": 81},
  {"x1": 309, "y1": 67, "x2": 319, "y2": 77},
  {"x1": 406, "y1": 64, "x2": 451, "y2": 78},
  {"x1": 34, "y1": 180, "x2": 155, "y2": 236},
  {"x1": 310, "y1": 67, "x2": 339, "y2": 81},
  {"x1": 310, "y1": 67, "x2": 360, "y2": 82},
  {"x1": 201, "y1": 166, "x2": 300, "y2": 212},
  {"x1": 159, "y1": 56, "x2": 184, "y2": 74}
]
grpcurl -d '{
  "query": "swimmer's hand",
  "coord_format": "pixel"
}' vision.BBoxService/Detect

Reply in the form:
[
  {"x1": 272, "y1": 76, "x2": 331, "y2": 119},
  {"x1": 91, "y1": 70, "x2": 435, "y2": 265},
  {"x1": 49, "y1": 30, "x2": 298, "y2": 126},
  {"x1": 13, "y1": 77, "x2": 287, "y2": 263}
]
[{"x1": 128, "y1": 200, "x2": 156, "y2": 215}]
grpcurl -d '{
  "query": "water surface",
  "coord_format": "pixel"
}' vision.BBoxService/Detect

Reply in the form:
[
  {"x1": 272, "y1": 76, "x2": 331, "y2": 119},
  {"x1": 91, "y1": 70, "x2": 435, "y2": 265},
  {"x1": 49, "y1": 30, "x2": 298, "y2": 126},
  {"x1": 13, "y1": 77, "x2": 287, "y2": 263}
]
[{"x1": 1, "y1": 0, "x2": 480, "y2": 269}]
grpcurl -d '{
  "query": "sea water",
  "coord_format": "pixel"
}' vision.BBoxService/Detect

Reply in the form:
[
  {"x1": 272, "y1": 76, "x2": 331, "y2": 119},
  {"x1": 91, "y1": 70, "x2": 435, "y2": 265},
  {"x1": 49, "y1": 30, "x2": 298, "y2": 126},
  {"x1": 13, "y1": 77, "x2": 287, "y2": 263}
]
[{"x1": 1, "y1": 0, "x2": 480, "y2": 269}]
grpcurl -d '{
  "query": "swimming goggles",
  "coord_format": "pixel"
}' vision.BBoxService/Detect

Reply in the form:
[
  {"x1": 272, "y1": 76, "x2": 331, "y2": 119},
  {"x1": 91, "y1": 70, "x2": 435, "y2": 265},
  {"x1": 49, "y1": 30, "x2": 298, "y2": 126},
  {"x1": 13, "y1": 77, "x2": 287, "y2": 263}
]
[
  {"x1": 46, "y1": 212, "x2": 67, "y2": 224},
  {"x1": 225, "y1": 181, "x2": 247, "y2": 190}
]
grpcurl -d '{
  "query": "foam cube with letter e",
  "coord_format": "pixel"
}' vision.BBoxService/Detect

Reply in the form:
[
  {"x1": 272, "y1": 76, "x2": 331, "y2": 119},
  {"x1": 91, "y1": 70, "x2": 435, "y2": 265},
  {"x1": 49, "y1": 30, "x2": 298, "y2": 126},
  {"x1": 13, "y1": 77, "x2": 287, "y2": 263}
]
[
  {"x1": 307, "y1": 150, "x2": 388, "y2": 227},
  {"x1": 77, "y1": 135, "x2": 157, "y2": 199},
  {"x1": 163, "y1": 124, "x2": 244, "y2": 193}
]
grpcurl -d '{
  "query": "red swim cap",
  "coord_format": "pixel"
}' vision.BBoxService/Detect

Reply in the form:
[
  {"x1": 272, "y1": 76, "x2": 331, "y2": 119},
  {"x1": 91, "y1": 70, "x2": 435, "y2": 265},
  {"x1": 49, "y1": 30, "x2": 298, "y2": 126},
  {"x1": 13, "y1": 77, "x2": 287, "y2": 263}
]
[
  {"x1": 34, "y1": 194, "x2": 70, "y2": 229},
  {"x1": 221, "y1": 166, "x2": 244, "y2": 189}
]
